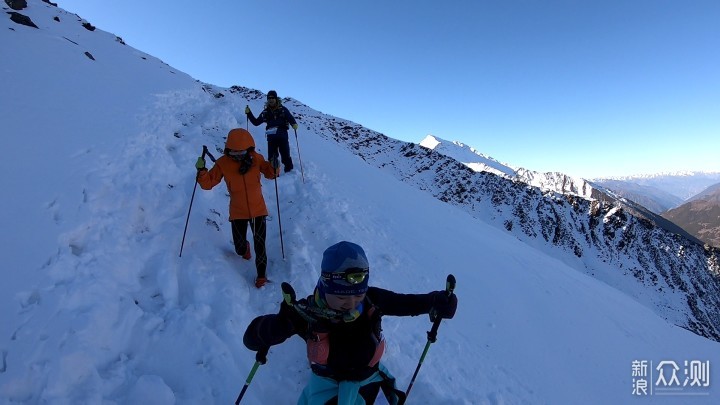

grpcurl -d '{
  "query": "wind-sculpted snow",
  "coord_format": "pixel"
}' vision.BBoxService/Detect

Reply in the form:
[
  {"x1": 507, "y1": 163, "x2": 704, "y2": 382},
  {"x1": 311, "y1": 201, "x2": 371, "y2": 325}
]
[{"x1": 298, "y1": 110, "x2": 720, "y2": 341}]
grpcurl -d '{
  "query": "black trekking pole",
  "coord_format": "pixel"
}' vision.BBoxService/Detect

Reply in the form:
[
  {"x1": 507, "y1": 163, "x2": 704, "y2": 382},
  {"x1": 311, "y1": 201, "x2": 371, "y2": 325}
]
[
  {"x1": 272, "y1": 161, "x2": 286, "y2": 259},
  {"x1": 179, "y1": 145, "x2": 216, "y2": 257},
  {"x1": 234, "y1": 346, "x2": 269, "y2": 404},
  {"x1": 404, "y1": 274, "x2": 456, "y2": 401},
  {"x1": 293, "y1": 128, "x2": 305, "y2": 184}
]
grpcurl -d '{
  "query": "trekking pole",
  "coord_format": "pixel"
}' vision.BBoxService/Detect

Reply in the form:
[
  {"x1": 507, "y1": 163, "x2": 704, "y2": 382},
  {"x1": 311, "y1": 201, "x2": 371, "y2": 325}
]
[
  {"x1": 235, "y1": 283, "x2": 296, "y2": 404},
  {"x1": 272, "y1": 161, "x2": 286, "y2": 259},
  {"x1": 404, "y1": 274, "x2": 456, "y2": 400},
  {"x1": 179, "y1": 145, "x2": 216, "y2": 257},
  {"x1": 234, "y1": 346, "x2": 269, "y2": 404},
  {"x1": 293, "y1": 128, "x2": 305, "y2": 184}
]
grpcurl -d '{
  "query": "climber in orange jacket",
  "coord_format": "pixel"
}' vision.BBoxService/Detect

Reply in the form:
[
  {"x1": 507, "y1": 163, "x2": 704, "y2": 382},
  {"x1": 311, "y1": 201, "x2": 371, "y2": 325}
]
[{"x1": 195, "y1": 128, "x2": 278, "y2": 288}]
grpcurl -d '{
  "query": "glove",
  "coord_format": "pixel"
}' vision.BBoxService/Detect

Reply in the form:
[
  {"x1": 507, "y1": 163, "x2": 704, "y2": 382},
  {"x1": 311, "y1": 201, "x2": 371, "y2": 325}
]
[
  {"x1": 429, "y1": 291, "x2": 458, "y2": 320},
  {"x1": 277, "y1": 298, "x2": 306, "y2": 335},
  {"x1": 291, "y1": 123, "x2": 298, "y2": 130},
  {"x1": 270, "y1": 156, "x2": 280, "y2": 171},
  {"x1": 255, "y1": 347, "x2": 269, "y2": 364},
  {"x1": 278, "y1": 300, "x2": 296, "y2": 322},
  {"x1": 195, "y1": 156, "x2": 206, "y2": 170},
  {"x1": 245, "y1": 105, "x2": 251, "y2": 115}
]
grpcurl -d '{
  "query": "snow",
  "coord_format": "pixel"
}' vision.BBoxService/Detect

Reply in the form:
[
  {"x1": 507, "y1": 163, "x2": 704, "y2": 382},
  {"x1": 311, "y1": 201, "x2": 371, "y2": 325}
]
[
  {"x1": 1, "y1": 1, "x2": 718, "y2": 404},
  {"x1": 419, "y1": 135, "x2": 517, "y2": 179},
  {"x1": 420, "y1": 135, "x2": 597, "y2": 200}
]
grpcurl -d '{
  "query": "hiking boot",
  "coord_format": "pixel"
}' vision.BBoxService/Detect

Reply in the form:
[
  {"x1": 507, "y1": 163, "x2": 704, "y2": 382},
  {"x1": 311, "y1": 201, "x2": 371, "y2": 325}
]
[
  {"x1": 284, "y1": 165, "x2": 293, "y2": 173},
  {"x1": 254, "y1": 277, "x2": 267, "y2": 288},
  {"x1": 242, "y1": 241, "x2": 252, "y2": 260}
]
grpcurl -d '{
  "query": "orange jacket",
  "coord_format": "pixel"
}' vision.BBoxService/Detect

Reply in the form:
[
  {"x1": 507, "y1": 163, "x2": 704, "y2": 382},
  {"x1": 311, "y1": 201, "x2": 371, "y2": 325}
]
[{"x1": 197, "y1": 128, "x2": 278, "y2": 220}]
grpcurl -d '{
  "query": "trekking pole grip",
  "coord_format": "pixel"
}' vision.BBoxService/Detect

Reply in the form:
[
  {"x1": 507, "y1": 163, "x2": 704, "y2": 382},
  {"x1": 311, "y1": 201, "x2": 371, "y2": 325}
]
[
  {"x1": 281, "y1": 282, "x2": 296, "y2": 306},
  {"x1": 428, "y1": 274, "x2": 455, "y2": 342},
  {"x1": 202, "y1": 145, "x2": 217, "y2": 163},
  {"x1": 445, "y1": 274, "x2": 456, "y2": 296}
]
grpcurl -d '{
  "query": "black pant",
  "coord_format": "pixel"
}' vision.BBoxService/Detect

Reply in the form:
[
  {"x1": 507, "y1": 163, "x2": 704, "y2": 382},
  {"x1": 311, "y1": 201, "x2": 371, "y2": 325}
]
[
  {"x1": 231, "y1": 217, "x2": 268, "y2": 278},
  {"x1": 267, "y1": 134, "x2": 293, "y2": 171}
]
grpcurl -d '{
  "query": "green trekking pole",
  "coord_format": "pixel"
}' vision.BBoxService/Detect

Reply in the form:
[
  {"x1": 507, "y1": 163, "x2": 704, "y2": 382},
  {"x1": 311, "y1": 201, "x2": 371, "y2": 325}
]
[
  {"x1": 234, "y1": 346, "x2": 269, "y2": 404},
  {"x1": 235, "y1": 284, "x2": 296, "y2": 404},
  {"x1": 404, "y1": 274, "x2": 456, "y2": 401}
]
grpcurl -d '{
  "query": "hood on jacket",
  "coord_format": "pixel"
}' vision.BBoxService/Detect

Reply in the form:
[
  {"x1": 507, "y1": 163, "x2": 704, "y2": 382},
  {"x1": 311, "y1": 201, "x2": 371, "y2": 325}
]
[{"x1": 225, "y1": 128, "x2": 256, "y2": 151}]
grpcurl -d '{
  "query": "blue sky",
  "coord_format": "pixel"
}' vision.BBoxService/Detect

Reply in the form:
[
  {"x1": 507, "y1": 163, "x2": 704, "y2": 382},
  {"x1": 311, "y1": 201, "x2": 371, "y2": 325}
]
[{"x1": 57, "y1": 0, "x2": 720, "y2": 179}]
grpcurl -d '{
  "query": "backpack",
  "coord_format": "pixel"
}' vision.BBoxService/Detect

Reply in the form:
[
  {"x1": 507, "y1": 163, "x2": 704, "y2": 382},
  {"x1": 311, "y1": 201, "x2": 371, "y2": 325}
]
[
  {"x1": 306, "y1": 304, "x2": 385, "y2": 371},
  {"x1": 262, "y1": 104, "x2": 290, "y2": 130}
]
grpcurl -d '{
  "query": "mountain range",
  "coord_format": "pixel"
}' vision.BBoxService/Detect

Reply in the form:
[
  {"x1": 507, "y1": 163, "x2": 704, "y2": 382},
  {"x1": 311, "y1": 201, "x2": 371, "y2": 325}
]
[
  {"x1": 401, "y1": 135, "x2": 720, "y2": 340},
  {"x1": 423, "y1": 135, "x2": 720, "y2": 248},
  {"x1": 593, "y1": 174, "x2": 720, "y2": 248},
  {"x1": 662, "y1": 183, "x2": 720, "y2": 248}
]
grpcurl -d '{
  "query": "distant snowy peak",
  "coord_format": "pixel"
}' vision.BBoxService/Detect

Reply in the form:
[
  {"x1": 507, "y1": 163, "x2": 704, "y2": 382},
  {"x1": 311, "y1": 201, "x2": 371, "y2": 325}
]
[
  {"x1": 419, "y1": 135, "x2": 516, "y2": 177},
  {"x1": 599, "y1": 171, "x2": 720, "y2": 181},
  {"x1": 595, "y1": 172, "x2": 720, "y2": 201},
  {"x1": 419, "y1": 135, "x2": 596, "y2": 199}
]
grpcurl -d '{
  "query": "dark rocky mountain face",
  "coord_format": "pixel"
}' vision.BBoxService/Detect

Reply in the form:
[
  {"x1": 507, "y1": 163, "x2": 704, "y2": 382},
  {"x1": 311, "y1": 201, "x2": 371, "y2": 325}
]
[
  {"x1": 662, "y1": 183, "x2": 720, "y2": 248},
  {"x1": 272, "y1": 97, "x2": 720, "y2": 342}
]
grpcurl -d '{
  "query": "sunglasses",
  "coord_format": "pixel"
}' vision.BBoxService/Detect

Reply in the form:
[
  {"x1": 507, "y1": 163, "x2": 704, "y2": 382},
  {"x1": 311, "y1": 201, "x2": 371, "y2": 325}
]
[
  {"x1": 228, "y1": 149, "x2": 248, "y2": 157},
  {"x1": 321, "y1": 267, "x2": 369, "y2": 285}
]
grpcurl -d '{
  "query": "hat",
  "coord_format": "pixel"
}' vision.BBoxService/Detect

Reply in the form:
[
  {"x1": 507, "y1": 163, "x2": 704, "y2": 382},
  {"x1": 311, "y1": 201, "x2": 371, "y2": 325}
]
[
  {"x1": 224, "y1": 128, "x2": 255, "y2": 151},
  {"x1": 267, "y1": 90, "x2": 278, "y2": 99},
  {"x1": 318, "y1": 241, "x2": 370, "y2": 295}
]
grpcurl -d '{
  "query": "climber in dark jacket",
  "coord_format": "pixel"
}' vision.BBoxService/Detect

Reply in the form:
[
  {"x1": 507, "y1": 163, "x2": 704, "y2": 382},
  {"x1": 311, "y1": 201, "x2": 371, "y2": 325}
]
[
  {"x1": 243, "y1": 241, "x2": 458, "y2": 404},
  {"x1": 245, "y1": 90, "x2": 298, "y2": 173}
]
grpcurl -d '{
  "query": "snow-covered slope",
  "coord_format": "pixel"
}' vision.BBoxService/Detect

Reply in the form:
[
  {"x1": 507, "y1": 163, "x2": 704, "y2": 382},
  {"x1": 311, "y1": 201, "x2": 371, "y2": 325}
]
[
  {"x1": 418, "y1": 135, "x2": 712, "y2": 279},
  {"x1": 296, "y1": 112, "x2": 720, "y2": 340},
  {"x1": 419, "y1": 135, "x2": 516, "y2": 178},
  {"x1": 1, "y1": 1, "x2": 718, "y2": 403}
]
